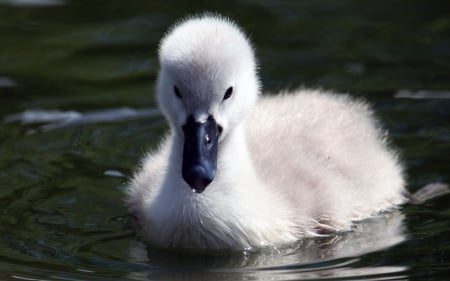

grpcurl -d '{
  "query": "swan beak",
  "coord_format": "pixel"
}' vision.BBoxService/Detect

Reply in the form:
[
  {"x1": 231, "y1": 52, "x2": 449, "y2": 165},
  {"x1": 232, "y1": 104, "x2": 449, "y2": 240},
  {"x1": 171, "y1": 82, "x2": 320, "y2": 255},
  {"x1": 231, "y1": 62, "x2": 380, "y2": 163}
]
[{"x1": 182, "y1": 115, "x2": 219, "y2": 193}]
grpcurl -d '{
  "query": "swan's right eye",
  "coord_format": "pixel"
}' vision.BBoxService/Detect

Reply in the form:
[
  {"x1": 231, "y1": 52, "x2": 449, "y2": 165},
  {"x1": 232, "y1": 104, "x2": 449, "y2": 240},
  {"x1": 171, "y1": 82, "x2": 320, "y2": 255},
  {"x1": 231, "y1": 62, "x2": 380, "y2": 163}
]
[{"x1": 174, "y1": 86, "x2": 182, "y2": 99}]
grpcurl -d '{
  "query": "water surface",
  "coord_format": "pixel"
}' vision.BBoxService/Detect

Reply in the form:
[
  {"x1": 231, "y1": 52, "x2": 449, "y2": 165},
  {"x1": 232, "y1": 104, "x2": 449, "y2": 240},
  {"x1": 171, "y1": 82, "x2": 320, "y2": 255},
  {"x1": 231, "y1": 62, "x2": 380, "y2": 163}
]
[{"x1": 0, "y1": 1, "x2": 449, "y2": 280}]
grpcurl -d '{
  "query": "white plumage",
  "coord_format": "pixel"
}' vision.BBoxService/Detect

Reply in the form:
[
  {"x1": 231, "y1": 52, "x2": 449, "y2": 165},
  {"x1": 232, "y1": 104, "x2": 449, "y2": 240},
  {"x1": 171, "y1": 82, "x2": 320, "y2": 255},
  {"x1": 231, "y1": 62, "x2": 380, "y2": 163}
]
[{"x1": 126, "y1": 14, "x2": 406, "y2": 250}]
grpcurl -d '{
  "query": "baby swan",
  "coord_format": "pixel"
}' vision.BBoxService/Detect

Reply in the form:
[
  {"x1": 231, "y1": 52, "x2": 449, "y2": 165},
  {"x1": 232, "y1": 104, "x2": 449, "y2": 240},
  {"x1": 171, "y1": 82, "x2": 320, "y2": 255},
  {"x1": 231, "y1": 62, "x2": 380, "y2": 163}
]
[{"x1": 126, "y1": 15, "x2": 406, "y2": 250}]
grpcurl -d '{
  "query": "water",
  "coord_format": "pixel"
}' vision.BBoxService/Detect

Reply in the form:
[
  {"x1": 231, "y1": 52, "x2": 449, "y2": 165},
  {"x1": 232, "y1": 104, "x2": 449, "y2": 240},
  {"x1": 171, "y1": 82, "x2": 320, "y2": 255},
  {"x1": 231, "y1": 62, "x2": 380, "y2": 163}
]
[{"x1": 1, "y1": 0, "x2": 449, "y2": 280}]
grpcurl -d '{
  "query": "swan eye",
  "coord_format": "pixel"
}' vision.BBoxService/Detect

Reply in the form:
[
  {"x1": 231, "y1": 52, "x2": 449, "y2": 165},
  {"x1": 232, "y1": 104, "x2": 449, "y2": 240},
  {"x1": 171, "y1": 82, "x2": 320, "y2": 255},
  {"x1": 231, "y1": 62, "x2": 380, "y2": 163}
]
[
  {"x1": 223, "y1": 87, "x2": 233, "y2": 100},
  {"x1": 174, "y1": 86, "x2": 182, "y2": 99}
]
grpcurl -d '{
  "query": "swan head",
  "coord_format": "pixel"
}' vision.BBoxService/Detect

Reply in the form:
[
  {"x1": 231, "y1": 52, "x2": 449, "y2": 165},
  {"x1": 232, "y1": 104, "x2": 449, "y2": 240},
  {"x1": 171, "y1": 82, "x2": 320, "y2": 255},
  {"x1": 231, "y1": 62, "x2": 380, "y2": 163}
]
[{"x1": 156, "y1": 14, "x2": 260, "y2": 193}]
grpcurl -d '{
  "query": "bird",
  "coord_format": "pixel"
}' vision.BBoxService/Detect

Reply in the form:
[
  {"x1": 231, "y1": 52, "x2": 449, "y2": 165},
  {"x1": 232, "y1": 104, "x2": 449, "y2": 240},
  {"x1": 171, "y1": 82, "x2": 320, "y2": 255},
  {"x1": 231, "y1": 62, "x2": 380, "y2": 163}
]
[{"x1": 126, "y1": 14, "x2": 408, "y2": 250}]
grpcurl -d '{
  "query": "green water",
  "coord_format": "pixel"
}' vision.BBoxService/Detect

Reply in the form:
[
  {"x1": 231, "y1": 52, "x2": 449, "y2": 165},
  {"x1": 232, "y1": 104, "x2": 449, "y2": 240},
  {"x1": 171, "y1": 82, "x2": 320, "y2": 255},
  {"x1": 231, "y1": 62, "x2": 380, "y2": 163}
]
[{"x1": 0, "y1": 1, "x2": 449, "y2": 280}]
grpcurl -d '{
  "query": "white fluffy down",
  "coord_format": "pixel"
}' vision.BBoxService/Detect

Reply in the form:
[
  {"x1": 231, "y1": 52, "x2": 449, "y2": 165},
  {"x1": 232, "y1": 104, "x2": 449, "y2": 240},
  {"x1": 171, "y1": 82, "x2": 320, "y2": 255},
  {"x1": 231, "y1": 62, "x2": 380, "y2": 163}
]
[{"x1": 126, "y1": 14, "x2": 406, "y2": 250}]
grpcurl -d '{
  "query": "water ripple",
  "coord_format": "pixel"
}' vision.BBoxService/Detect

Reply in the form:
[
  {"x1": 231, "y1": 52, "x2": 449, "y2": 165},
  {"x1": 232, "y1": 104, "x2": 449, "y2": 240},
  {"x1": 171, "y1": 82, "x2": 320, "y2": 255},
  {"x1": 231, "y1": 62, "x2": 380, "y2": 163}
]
[{"x1": 3, "y1": 108, "x2": 161, "y2": 132}]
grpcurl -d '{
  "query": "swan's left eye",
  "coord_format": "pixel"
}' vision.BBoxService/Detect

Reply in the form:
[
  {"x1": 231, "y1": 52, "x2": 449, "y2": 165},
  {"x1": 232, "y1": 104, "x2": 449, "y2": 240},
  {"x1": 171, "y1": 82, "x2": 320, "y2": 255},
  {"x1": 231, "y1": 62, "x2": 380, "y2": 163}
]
[
  {"x1": 223, "y1": 87, "x2": 233, "y2": 100},
  {"x1": 174, "y1": 86, "x2": 182, "y2": 99}
]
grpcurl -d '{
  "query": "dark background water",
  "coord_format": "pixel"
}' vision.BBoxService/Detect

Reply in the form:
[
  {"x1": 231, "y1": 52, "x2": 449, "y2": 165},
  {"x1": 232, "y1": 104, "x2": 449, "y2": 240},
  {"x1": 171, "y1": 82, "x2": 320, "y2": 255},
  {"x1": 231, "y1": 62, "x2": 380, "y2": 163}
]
[{"x1": 0, "y1": 0, "x2": 449, "y2": 280}]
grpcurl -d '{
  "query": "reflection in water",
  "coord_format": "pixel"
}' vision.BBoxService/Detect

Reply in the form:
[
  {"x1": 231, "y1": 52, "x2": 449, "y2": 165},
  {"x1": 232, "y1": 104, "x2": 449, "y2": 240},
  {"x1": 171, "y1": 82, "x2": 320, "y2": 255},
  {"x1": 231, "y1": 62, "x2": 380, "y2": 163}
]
[{"x1": 128, "y1": 211, "x2": 407, "y2": 280}]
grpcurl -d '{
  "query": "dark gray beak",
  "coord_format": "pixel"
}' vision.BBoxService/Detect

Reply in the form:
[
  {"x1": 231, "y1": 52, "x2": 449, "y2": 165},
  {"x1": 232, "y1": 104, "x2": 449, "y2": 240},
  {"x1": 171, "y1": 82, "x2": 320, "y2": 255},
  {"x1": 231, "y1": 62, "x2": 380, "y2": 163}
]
[{"x1": 182, "y1": 115, "x2": 219, "y2": 193}]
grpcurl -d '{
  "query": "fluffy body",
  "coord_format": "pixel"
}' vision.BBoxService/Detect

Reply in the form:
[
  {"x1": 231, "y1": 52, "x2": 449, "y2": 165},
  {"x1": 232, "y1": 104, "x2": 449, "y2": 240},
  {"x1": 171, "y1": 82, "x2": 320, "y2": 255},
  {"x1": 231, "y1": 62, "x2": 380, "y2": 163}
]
[{"x1": 126, "y1": 15, "x2": 406, "y2": 250}]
